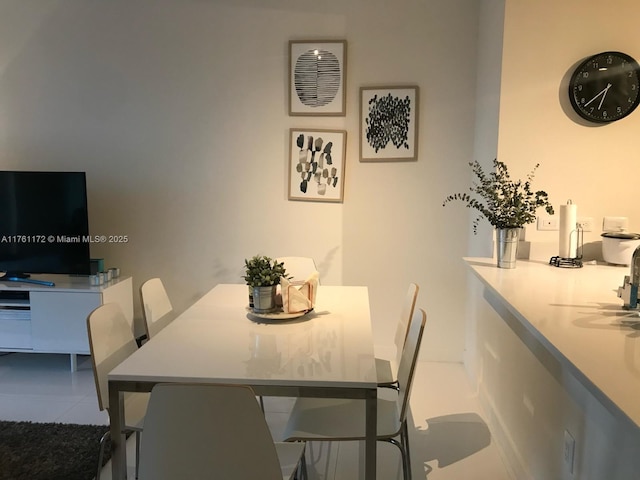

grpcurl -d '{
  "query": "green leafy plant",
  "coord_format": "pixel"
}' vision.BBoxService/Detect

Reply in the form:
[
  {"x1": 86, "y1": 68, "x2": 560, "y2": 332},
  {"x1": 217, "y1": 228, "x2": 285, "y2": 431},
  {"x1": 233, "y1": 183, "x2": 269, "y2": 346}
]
[
  {"x1": 243, "y1": 255, "x2": 288, "y2": 287},
  {"x1": 443, "y1": 159, "x2": 554, "y2": 234}
]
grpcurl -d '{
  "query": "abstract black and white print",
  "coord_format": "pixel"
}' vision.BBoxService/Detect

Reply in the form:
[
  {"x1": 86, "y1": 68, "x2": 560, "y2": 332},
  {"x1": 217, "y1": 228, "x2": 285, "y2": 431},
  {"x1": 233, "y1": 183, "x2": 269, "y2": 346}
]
[
  {"x1": 288, "y1": 129, "x2": 346, "y2": 202},
  {"x1": 359, "y1": 86, "x2": 419, "y2": 162},
  {"x1": 289, "y1": 41, "x2": 346, "y2": 116},
  {"x1": 365, "y1": 93, "x2": 411, "y2": 153},
  {"x1": 294, "y1": 49, "x2": 341, "y2": 108}
]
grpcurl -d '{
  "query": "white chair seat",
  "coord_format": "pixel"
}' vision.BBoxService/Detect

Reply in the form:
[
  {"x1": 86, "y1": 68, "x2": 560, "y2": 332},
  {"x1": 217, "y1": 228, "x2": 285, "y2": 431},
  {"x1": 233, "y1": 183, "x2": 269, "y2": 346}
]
[
  {"x1": 137, "y1": 383, "x2": 307, "y2": 480},
  {"x1": 283, "y1": 396, "x2": 401, "y2": 441}
]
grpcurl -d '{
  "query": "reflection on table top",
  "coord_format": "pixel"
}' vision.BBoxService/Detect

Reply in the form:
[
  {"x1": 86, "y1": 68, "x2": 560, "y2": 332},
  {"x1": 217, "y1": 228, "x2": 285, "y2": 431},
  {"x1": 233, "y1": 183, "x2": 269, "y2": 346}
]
[{"x1": 109, "y1": 284, "x2": 377, "y2": 389}]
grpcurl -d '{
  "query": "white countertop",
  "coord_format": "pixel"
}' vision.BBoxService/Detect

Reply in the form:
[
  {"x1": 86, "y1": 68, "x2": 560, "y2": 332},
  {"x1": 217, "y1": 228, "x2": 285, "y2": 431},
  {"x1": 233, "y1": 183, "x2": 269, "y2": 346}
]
[{"x1": 465, "y1": 258, "x2": 640, "y2": 428}]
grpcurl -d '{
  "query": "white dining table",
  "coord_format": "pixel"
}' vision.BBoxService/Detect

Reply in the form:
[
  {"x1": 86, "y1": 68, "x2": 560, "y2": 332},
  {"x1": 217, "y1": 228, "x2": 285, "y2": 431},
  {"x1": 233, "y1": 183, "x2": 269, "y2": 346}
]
[{"x1": 108, "y1": 283, "x2": 378, "y2": 479}]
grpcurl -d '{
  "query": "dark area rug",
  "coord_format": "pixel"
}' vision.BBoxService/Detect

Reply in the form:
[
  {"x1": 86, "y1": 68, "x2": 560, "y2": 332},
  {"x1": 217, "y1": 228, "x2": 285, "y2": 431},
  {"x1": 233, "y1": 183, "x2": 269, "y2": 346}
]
[{"x1": 0, "y1": 420, "x2": 110, "y2": 480}]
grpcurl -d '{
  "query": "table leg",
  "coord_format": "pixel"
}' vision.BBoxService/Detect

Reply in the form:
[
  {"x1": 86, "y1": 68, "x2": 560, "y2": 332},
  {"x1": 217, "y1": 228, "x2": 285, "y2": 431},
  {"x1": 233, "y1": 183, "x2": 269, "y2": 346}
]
[
  {"x1": 365, "y1": 388, "x2": 377, "y2": 480},
  {"x1": 109, "y1": 381, "x2": 127, "y2": 480}
]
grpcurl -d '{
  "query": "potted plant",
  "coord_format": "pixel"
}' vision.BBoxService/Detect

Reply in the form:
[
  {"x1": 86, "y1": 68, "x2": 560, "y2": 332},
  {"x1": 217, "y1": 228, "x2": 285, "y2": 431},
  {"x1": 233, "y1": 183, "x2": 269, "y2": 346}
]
[
  {"x1": 443, "y1": 159, "x2": 554, "y2": 268},
  {"x1": 243, "y1": 255, "x2": 288, "y2": 312}
]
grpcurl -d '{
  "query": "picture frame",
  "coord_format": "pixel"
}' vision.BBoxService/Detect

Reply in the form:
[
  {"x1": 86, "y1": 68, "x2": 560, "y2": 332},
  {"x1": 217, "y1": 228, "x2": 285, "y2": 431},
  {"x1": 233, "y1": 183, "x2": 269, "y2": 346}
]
[
  {"x1": 359, "y1": 85, "x2": 419, "y2": 162},
  {"x1": 288, "y1": 128, "x2": 347, "y2": 203},
  {"x1": 289, "y1": 40, "x2": 347, "y2": 116}
]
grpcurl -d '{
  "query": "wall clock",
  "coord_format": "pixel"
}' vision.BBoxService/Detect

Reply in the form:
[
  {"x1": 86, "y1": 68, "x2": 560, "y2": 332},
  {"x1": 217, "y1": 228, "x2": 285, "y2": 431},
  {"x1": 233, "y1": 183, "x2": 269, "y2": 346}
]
[{"x1": 568, "y1": 51, "x2": 640, "y2": 123}]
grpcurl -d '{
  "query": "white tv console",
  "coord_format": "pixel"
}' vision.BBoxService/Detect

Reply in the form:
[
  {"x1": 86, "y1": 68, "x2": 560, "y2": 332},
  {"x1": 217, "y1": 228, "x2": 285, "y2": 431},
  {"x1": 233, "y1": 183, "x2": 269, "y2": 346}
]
[{"x1": 0, "y1": 275, "x2": 133, "y2": 371}]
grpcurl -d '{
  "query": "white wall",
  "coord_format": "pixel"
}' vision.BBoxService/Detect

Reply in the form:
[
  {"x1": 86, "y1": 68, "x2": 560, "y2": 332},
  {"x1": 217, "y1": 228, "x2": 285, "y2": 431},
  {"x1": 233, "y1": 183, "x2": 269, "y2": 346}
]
[{"x1": 0, "y1": 0, "x2": 479, "y2": 358}]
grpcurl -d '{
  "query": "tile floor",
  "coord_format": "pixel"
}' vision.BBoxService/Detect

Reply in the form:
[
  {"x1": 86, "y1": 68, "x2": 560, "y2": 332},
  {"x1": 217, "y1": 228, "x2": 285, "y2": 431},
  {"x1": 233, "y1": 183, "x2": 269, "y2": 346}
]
[{"x1": 0, "y1": 352, "x2": 512, "y2": 479}]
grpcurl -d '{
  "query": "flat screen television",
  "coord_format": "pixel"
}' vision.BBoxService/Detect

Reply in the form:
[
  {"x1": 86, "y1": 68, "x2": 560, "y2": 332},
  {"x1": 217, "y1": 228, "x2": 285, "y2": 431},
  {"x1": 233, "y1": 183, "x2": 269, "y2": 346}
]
[{"x1": 0, "y1": 171, "x2": 90, "y2": 286}]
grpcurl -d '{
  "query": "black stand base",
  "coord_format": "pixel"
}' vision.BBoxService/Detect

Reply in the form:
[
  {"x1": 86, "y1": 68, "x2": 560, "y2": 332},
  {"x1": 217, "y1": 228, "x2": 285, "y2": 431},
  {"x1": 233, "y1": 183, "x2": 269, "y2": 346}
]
[
  {"x1": 549, "y1": 256, "x2": 583, "y2": 268},
  {"x1": 0, "y1": 273, "x2": 55, "y2": 287}
]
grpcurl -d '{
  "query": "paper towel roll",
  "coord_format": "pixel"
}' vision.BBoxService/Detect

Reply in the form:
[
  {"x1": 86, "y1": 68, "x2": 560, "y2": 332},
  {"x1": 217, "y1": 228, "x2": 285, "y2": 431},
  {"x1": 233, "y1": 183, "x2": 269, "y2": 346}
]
[{"x1": 559, "y1": 201, "x2": 577, "y2": 258}]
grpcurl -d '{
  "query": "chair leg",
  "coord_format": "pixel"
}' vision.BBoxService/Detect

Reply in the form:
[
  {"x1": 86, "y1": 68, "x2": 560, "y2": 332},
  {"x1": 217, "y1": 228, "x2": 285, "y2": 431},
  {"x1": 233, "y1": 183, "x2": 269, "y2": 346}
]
[
  {"x1": 293, "y1": 451, "x2": 308, "y2": 480},
  {"x1": 400, "y1": 421, "x2": 412, "y2": 480},
  {"x1": 386, "y1": 437, "x2": 408, "y2": 480},
  {"x1": 96, "y1": 430, "x2": 110, "y2": 480},
  {"x1": 386, "y1": 423, "x2": 412, "y2": 480},
  {"x1": 135, "y1": 431, "x2": 141, "y2": 479}
]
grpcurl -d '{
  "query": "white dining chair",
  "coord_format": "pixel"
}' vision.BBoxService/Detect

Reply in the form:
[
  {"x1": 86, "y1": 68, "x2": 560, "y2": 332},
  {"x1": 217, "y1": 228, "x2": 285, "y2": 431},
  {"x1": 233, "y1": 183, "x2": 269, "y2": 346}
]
[
  {"x1": 140, "y1": 277, "x2": 174, "y2": 341},
  {"x1": 282, "y1": 307, "x2": 427, "y2": 480},
  {"x1": 376, "y1": 283, "x2": 419, "y2": 389},
  {"x1": 276, "y1": 256, "x2": 319, "y2": 285},
  {"x1": 87, "y1": 302, "x2": 149, "y2": 480},
  {"x1": 137, "y1": 383, "x2": 307, "y2": 480}
]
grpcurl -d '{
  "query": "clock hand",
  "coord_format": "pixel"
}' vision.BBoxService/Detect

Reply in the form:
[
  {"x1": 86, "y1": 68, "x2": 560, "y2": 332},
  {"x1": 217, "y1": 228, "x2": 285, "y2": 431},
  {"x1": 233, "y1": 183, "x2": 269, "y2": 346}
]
[
  {"x1": 584, "y1": 83, "x2": 612, "y2": 107},
  {"x1": 597, "y1": 83, "x2": 612, "y2": 110}
]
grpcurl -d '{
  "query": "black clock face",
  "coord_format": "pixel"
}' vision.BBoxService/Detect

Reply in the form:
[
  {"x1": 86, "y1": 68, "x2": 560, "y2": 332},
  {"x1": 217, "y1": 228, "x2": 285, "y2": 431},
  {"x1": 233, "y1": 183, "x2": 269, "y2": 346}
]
[{"x1": 569, "y1": 51, "x2": 640, "y2": 123}]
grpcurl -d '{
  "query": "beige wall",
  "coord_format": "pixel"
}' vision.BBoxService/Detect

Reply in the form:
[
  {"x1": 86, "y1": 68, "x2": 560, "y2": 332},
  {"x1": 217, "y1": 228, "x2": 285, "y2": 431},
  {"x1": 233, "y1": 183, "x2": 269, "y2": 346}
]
[
  {"x1": 0, "y1": 0, "x2": 479, "y2": 359},
  {"x1": 499, "y1": 0, "x2": 640, "y2": 260},
  {"x1": 467, "y1": 1, "x2": 640, "y2": 478}
]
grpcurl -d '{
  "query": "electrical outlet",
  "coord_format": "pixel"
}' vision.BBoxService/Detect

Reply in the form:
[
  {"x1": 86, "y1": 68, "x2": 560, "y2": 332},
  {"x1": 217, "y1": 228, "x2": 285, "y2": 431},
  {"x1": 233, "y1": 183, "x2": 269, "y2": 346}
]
[
  {"x1": 603, "y1": 216, "x2": 628, "y2": 232},
  {"x1": 577, "y1": 217, "x2": 593, "y2": 232},
  {"x1": 537, "y1": 215, "x2": 559, "y2": 231},
  {"x1": 563, "y1": 430, "x2": 575, "y2": 474}
]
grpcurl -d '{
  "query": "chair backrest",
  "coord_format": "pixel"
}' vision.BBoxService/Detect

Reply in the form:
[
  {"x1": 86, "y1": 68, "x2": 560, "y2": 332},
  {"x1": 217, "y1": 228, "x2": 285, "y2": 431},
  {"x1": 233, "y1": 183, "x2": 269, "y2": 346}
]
[
  {"x1": 138, "y1": 383, "x2": 283, "y2": 480},
  {"x1": 87, "y1": 302, "x2": 139, "y2": 412},
  {"x1": 276, "y1": 256, "x2": 319, "y2": 285},
  {"x1": 140, "y1": 278, "x2": 174, "y2": 340},
  {"x1": 396, "y1": 307, "x2": 427, "y2": 422},
  {"x1": 393, "y1": 283, "x2": 420, "y2": 364}
]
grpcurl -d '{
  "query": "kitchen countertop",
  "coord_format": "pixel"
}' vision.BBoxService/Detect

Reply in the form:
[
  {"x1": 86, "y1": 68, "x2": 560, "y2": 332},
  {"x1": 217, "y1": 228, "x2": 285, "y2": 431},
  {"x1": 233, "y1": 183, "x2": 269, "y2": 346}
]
[{"x1": 465, "y1": 257, "x2": 640, "y2": 429}]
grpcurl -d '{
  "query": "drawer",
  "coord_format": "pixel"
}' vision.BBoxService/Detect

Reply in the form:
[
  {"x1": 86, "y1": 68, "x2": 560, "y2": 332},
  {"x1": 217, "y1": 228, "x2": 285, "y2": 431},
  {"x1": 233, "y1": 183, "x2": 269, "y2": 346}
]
[{"x1": 0, "y1": 318, "x2": 32, "y2": 349}]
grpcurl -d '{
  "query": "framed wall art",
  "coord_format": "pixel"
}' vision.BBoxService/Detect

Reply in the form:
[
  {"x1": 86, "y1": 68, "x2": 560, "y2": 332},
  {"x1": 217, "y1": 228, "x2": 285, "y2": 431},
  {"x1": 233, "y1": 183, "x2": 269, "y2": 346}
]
[
  {"x1": 359, "y1": 85, "x2": 419, "y2": 162},
  {"x1": 288, "y1": 128, "x2": 346, "y2": 203},
  {"x1": 289, "y1": 40, "x2": 347, "y2": 116}
]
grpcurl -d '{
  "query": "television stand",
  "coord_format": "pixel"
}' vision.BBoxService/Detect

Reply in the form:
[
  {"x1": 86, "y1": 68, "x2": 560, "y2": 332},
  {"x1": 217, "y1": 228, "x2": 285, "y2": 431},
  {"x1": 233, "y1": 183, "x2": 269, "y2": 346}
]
[{"x1": 0, "y1": 275, "x2": 133, "y2": 371}]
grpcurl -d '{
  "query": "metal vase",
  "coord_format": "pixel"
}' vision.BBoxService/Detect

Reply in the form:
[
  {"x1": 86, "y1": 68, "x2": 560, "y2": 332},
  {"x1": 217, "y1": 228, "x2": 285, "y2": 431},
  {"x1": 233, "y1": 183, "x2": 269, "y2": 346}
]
[
  {"x1": 496, "y1": 228, "x2": 519, "y2": 269},
  {"x1": 252, "y1": 285, "x2": 277, "y2": 313}
]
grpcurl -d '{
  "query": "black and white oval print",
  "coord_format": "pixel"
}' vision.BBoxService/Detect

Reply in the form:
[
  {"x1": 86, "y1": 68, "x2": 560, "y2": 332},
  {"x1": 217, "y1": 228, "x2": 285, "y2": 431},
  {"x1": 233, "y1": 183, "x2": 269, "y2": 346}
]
[{"x1": 294, "y1": 48, "x2": 341, "y2": 108}]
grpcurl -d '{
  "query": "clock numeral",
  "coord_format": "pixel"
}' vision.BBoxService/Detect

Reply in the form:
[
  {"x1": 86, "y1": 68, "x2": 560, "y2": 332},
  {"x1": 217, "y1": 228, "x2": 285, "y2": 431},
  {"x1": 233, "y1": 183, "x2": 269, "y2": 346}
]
[
  {"x1": 581, "y1": 97, "x2": 586, "y2": 104},
  {"x1": 617, "y1": 106, "x2": 623, "y2": 114},
  {"x1": 589, "y1": 107, "x2": 595, "y2": 114},
  {"x1": 629, "y1": 71, "x2": 634, "y2": 78},
  {"x1": 582, "y1": 72, "x2": 589, "y2": 79},
  {"x1": 592, "y1": 61, "x2": 599, "y2": 69},
  {"x1": 606, "y1": 56, "x2": 613, "y2": 64},
  {"x1": 603, "y1": 111, "x2": 608, "y2": 118},
  {"x1": 577, "y1": 85, "x2": 583, "y2": 92}
]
